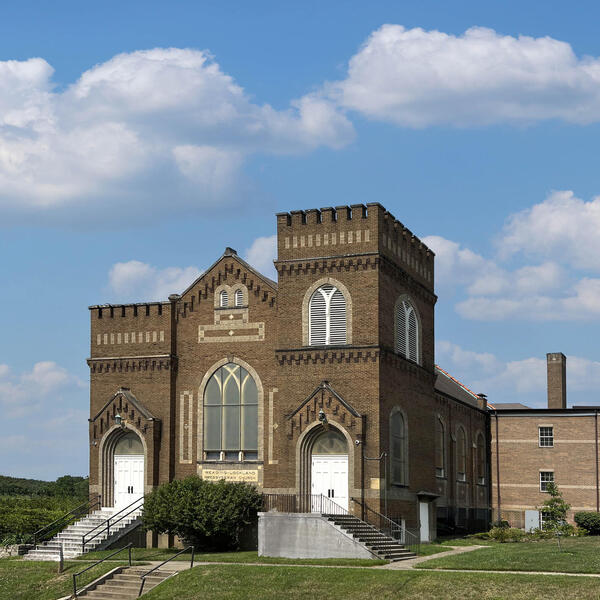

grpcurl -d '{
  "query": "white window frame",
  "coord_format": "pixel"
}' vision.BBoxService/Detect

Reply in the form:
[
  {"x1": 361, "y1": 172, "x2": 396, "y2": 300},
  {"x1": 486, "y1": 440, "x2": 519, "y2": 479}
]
[
  {"x1": 539, "y1": 426, "x2": 554, "y2": 448},
  {"x1": 539, "y1": 471, "x2": 554, "y2": 492}
]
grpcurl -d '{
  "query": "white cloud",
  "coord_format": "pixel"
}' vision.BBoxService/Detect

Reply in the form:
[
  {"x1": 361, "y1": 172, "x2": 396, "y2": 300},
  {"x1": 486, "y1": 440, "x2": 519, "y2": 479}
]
[
  {"x1": 499, "y1": 190, "x2": 600, "y2": 270},
  {"x1": 326, "y1": 25, "x2": 600, "y2": 127},
  {"x1": 425, "y1": 229, "x2": 600, "y2": 321},
  {"x1": 0, "y1": 48, "x2": 354, "y2": 222},
  {"x1": 108, "y1": 260, "x2": 201, "y2": 302},
  {"x1": 0, "y1": 361, "x2": 83, "y2": 418},
  {"x1": 244, "y1": 235, "x2": 277, "y2": 279},
  {"x1": 436, "y1": 342, "x2": 600, "y2": 407}
]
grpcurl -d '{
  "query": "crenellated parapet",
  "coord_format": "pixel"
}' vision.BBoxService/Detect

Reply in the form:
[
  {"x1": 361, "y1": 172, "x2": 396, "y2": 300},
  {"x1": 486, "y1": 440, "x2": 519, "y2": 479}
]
[{"x1": 276, "y1": 203, "x2": 434, "y2": 291}]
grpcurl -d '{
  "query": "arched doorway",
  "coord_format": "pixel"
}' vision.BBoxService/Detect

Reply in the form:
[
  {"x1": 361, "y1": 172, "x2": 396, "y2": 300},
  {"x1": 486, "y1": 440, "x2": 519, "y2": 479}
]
[
  {"x1": 310, "y1": 429, "x2": 349, "y2": 510},
  {"x1": 112, "y1": 432, "x2": 144, "y2": 510}
]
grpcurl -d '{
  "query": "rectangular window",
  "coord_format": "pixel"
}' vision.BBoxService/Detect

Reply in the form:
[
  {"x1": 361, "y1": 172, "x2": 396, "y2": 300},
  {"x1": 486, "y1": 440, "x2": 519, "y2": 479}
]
[
  {"x1": 540, "y1": 511, "x2": 551, "y2": 528},
  {"x1": 540, "y1": 471, "x2": 554, "y2": 492},
  {"x1": 539, "y1": 426, "x2": 554, "y2": 447}
]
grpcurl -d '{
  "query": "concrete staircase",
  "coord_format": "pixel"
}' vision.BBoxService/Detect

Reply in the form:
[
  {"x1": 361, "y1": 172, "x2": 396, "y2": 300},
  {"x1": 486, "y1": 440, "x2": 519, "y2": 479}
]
[
  {"x1": 75, "y1": 567, "x2": 173, "y2": 599},
  {"x1": 24, "y1": 507, "x2": 143, "y2": 561},
  {"x1": 324, "y1": 514, "x2": 417, "y2": 561}
]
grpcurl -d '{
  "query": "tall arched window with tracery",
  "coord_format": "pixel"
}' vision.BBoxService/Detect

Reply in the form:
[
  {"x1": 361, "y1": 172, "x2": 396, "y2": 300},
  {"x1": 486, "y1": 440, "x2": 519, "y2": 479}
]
[
  {"x1": 309, "y1": 284, "x2": 347, "y2": 346},
  {"x1": 476, "y1": 433, "x2": 486, "y2": 485},
  {"x1": 394, "y1": 297, "x2": 419, "y2": 364},
  {"x1": 390, "y1": 409, "x2": 408, "y2": 485},
  {"x1": 456, "y1": 426, "x2": 467, "y2": 482},
  {"x1": 203, "y1": 363, "x2": 258, "y2": 461},
  {"x1": 435, "y1": 417, "x2": 445, "y2": 478},
  {"x1": 234, "y1": 289, "x2": 244, "y2": 307}
]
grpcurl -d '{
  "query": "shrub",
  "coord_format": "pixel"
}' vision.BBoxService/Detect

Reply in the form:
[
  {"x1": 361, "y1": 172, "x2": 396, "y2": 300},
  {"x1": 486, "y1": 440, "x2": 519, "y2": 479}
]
[
  {"x1": 488, "y1": 527, "x2": 526, "y2": 543},
  {"x1": 490, "y1": 520, "x2": 510, "y2": 529},
  {"x1": 142, "y1": 476, "x2": 262, "y2": 551},
  {"x1": 574, "y1": 512, "x2": 600, "y2": 535}
]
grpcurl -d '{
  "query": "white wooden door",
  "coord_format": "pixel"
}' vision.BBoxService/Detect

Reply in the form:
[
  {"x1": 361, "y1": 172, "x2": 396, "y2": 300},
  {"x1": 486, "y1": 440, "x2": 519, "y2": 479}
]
[
  {"x1": 114, "y1": 455, "x2": 144, "y2": 510},
  {"x1": 311, "y1": 455, "x2": 348, "y2": 511}
]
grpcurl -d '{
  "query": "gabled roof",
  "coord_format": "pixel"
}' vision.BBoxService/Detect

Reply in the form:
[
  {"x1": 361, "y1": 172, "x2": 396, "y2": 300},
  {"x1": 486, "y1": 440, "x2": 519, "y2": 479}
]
[
  {"x1": 90, "y1": 387, "x2": 156, "y2": 423},
  {"x1": 435, "y1": 365, "x2": 486, "y2": 408},
  {"x1": 180, "y1": 247, "x2": 277, "y2": 298},
  {"x1": 286, "y1": 381, "x2": 361, "y2": 420}
]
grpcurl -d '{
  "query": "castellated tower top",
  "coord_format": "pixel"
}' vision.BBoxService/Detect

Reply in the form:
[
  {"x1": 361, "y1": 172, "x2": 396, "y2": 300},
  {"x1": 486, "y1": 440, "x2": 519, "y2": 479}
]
[{"x1": 275, "y1": 203, "x2": 434, "y2": 290}]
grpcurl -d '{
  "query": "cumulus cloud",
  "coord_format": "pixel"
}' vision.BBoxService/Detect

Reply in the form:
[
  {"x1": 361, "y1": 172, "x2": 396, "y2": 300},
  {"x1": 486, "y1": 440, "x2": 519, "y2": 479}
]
[
  {"x1": 326, "y1": 25, "x2": 600, "y2": 127},
  {"x1": 499, "y1": 190, "x2": 600, "y2": 270},
  {"x1": 437, "y1": 342, "x2": 600, "y2": 406},
  {"x1": 244, "y1": 235, "x2": 277, "y2": 279},
  {"x1": 108, "y1": 260, "x2": 201, "y2": 302},
  {"x1": 0, "y1": 361, "x2": 84, "y2": 418},
  {"x1": 0, "y1": 48, "x2": 354, "y2": 222},
  {"x1": 425, "y1": 212, "x2": 600, "y2": 321}
]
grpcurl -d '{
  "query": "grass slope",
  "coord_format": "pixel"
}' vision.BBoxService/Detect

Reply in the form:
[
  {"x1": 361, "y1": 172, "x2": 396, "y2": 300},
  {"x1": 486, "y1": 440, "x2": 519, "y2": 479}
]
[
  {"x1": 143, "y1": 564, "x2": 600, "y2": 600},
  {"x1": 0, "y1": 558, "x2": 129, "y2": 600},
  {"x1": 78, "y1": 549, "x2": 387, "y2": 566},
  {"x1": 418, "y1": 536, "x2": 600, "y2": 574}
]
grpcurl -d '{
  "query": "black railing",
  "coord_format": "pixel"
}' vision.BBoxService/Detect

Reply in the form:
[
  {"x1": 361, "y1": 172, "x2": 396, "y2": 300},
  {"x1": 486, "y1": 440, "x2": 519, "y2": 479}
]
[
  {"x1": 29, "y1": 495, "x2": 102, "y2": 548},
  {"x1": 82, "y1": 496, "x2": 144, "y2": 553},
  {"x1": 262, "y1": 493, "x2": 349, "y2": 515},
  {"x1": 350, "y1": 498, "x2": 420, "y2": 554},
  {"x1": 138, "y1": 546, "x2": 194, "y2": 597},
  {"x1": 71, "y1": 542, "x2": 132, "y2": 598}
]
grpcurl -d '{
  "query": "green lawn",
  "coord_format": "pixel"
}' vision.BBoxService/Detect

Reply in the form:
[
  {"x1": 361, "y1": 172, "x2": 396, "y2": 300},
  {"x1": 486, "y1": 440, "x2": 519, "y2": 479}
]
[
  {"x1": 142, "y1": 564, "x2": 600, "y2": 600},
  {"x1": 0, "y1": 557, "x2": 130, "y2": 600},
  {"x1": 416, "y1": 543, "x2": 452, "y2": 556},
  {"x1": 77, "y1": 548, "x2": 387, "y2": 567},
  {"x1": 418, "y1": 536, "x2": 600, "y2": 574}
]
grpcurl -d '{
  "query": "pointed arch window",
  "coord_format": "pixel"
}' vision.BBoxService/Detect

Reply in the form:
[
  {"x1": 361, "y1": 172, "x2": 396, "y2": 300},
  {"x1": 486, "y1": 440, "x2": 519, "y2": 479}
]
[
  {"x1": 456, "y1": 426, "x2": 467, "y2": 482},
  {"x1": 390, "y1": 409, "x2": 408, "y2": 485},
  {"x1": 309, "y1": 284, "x2": 347, "y2": 346},
  {"x1": 395, "y1": 297, "x2": 419, "y2": 364},
  {"x1": 435, "y1": 417, "x2": 445, "y2": 478},
  {"x1": 203, "y1": 363, "x2": 258, "y2": 461},
  {"x1": 219, "y1": 290, "x2": 229, "y2": 308}
]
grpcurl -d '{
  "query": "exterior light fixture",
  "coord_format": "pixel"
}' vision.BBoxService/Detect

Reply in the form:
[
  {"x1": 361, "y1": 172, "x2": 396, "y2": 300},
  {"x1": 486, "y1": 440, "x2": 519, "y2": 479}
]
[
  {"x1": 115, "y1": 413, "x2": 126, "y2": 429},
  {"x1": 318, "y1": 409, "x2": 329, "y2": 430}
]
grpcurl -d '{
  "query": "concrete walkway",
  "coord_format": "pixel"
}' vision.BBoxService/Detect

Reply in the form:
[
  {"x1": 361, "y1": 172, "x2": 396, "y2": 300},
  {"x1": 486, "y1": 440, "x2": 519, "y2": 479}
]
[{"x1": 380, "y1": 544, "x2": 488, "y2": 569}]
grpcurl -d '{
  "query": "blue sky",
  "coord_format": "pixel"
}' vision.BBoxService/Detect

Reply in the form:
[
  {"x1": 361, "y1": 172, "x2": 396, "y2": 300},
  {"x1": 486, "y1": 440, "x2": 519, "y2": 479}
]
[{"x1": 3, "y1": 0, "x2": 600, "y2": 479}]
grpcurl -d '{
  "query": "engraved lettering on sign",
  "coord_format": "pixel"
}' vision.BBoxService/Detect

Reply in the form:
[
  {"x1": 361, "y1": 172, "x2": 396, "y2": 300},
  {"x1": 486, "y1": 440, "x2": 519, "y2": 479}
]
[{"x1": 201, "y1": 470, "x2": 259, "y2": 483}]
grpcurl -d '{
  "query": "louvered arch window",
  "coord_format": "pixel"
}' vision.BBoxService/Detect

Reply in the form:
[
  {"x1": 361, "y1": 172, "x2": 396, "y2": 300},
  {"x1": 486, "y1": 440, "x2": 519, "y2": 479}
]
[
  {"x1": 309, "y1": 284, "x2": 347, "y2": 346},
  {"x1": 395, "y1": 297, "x2": 419, "y2": 364},
  {"x1": 234, "y1": 289, "x2": 244, "y2": 307},
  {"x1": 219, "y1": 290, "x2": 228, "y2": 307}
]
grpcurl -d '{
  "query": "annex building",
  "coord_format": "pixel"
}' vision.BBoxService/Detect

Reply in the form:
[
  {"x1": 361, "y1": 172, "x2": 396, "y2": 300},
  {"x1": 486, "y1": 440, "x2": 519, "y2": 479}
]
[
  {"x1": 492, "y1": 353, "x2": 600, "y2": 530},
  {"x1": 87, "y1": 203, "x2": 491, "y2": 546}
]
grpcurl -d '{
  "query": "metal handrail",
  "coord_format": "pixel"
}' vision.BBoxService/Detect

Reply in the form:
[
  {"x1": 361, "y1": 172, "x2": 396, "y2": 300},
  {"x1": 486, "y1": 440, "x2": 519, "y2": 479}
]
[
  {"x1": 29, "y1": 495, "x2": 101, "y2": 547},
  {"x1": 138, "y1": 546, "x2": 194, "y2": 597},
  {"x1": 71, "y1": 542, "x2": 133, "y2": 598},
  {"x1": 350, "y1": 497, "x2": 420, "y2": 554},
  {"x1": 262, "y1": 493, "x2": 349, "y2": 515},
  {"x1": 82, "y1": 496, "x2": 144, "y2": 553}
]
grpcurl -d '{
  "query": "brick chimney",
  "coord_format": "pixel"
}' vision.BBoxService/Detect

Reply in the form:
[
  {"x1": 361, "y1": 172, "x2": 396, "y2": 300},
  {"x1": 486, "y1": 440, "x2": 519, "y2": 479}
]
[{"x1": 547, "y1": 352, "x2": 567, "y2": 409}]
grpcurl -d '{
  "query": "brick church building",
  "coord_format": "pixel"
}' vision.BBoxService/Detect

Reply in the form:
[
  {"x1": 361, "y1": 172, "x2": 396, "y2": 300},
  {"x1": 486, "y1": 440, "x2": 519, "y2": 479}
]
[{"x1": 87, "y1": 203, "x2": 490, "y2": 545}]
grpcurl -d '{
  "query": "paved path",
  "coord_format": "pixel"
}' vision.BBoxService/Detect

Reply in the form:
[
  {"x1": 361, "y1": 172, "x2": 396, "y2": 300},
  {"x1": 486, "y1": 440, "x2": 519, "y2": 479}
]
[{"x1": 380, "y1": 544, "x2": 488, "y2": 569}]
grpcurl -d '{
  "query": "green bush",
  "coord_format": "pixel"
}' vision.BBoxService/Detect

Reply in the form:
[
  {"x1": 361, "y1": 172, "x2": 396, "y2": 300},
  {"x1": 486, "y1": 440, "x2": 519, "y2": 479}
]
[
  {"x1": 574, "y1": 512, "x2": 600, "y2": 535},
  {"x1": 142, "y1": 476, "x2": 262, "y2": 551},
  {"x1": 488, "y1": 527, "x2": 526, "y2": 543}
]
